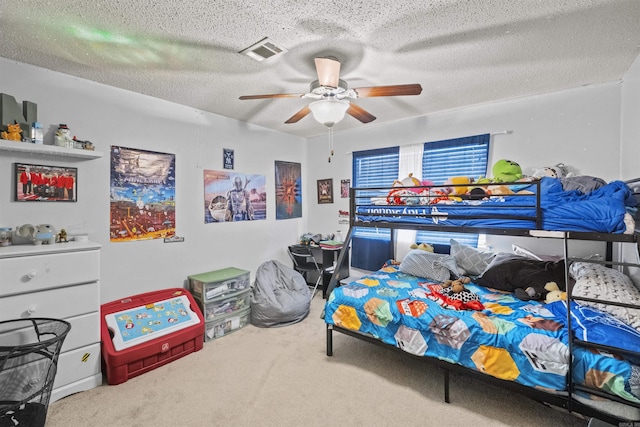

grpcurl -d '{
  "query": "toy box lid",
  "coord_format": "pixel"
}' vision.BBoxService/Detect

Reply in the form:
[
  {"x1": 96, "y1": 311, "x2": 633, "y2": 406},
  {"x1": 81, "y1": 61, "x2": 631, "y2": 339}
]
[{"x1": 188, "y1": 267, "x2": 249, "y2": 284}]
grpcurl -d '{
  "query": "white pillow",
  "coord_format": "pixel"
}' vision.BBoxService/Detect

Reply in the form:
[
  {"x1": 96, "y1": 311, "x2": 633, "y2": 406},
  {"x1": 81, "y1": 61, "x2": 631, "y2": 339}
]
[
  {"x1": 570, "y1": 262, "x2": 640, "y2": 331},
  {"x1": 450, "y1": 239, "x2": 496, "y2": 276},
  {"x1": 400, "y1": 250, "x2": 458, "y2": 282}
]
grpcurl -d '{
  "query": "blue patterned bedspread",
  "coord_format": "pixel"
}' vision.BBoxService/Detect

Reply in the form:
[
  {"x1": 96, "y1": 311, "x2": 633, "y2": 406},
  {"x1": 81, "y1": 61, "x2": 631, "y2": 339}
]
[{"x1": 324, "y1": 263, "x2": 640, "y2": 405}]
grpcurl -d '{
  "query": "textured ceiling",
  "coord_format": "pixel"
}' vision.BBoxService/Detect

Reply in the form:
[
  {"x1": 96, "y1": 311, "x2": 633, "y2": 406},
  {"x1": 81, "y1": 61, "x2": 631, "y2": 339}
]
[{"x1": 1, "y1": 0, "x2": 640, "y2": 138}]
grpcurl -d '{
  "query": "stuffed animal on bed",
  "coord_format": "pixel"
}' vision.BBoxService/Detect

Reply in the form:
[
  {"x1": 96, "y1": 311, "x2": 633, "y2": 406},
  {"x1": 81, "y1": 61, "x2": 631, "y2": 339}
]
[
  {"x1": 492, "y1": 159, "x2": 523, "y2": 183},
  {"x1": 409, "y1": 242, "x2": 434, "y2": 252},
  {"x1": 532, "y1": 163, "x2": 572, "y2": 179},
  {"x1": 544, "y1": 288, "x2": 567, "y2": 304},
  {"x1": 434, "y1": 277, "x2": 484, "y2": 310},
  {"x1": 386, "y1": 173, "x2": 436, "y2": 205}
]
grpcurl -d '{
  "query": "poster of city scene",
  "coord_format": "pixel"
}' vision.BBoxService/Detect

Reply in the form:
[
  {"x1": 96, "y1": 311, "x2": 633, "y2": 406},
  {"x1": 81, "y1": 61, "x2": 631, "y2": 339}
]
[
  {"x1": 110, "y1": 146, "x2": 176, "y2": 242},
  {"x1": 204, "y1": 170, "x2": 266, "y2": 223},
  {"x1": 274, "y1": 161, "x2": 302, "y2": 220}
]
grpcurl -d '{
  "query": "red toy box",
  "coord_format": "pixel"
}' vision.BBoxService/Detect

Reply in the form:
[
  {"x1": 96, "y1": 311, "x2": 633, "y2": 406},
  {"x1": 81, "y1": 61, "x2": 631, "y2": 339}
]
[{"x1": 101, "y1": 288, "x2": 204, "y2": 385}]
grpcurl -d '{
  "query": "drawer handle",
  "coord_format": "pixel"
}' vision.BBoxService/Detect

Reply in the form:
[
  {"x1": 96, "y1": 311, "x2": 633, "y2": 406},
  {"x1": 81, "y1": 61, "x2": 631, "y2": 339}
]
[
  {"x1": 27, "y1": 306, "x2": 37, "y2": 315},
  {"x1": 27, "y1": 271, "x2": 37, "y2": 279}
]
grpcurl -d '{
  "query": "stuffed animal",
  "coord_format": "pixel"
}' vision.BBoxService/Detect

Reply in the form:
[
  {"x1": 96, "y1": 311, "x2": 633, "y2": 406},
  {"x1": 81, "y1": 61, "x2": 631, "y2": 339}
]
[
  {"x1": 1, "y1": 122, "x2": 23, "y2": 141},
  {"x1": 442, "y1": 276, "x2": 472, "y2": 292},
  {"x1": 532, "y1": 163, "x2": 572, "y2": 179},
  {"x1": 409, "y1": 242, "x2": 434, "y2": 252},
  {"x1": 439, "y1": 277, "x2": 483, "y2": 309},
  {"x1": 392, "y1": 173, "x2": 421, "y2": 190},
  {"x1": 492, "y1": 159, "x2": 523, "y2": 183},
  {"x1": 514, "y1": 281, "x2": 560, "y2": 302},
  {"x1": 443, "y1": 176, "x2": 471, "y2": 195},
  {"x1": 387, "y1": 174, "x2": 436, "y2": 205},
  {"x1": 544, "y1": 289, "x2": 567, "y2": 304}
]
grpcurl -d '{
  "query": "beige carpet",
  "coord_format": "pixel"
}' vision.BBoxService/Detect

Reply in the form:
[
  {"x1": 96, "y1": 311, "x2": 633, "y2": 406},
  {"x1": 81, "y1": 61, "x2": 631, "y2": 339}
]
[{"x1": 47, "y1": 296, "x2": 588, "y2": 427}]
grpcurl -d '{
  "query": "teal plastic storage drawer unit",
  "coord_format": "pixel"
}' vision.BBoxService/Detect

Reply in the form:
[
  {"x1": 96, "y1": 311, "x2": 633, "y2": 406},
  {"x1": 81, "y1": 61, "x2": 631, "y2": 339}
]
[{"x1": 188, "y1": 267, "x2": 250, "y2": 303}]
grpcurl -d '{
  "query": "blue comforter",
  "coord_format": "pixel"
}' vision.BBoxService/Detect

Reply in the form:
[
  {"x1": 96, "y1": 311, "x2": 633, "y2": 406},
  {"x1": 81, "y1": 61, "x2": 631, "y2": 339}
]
[{"x1": 325, "y1": 263, "x2": 640, "y2": 405}]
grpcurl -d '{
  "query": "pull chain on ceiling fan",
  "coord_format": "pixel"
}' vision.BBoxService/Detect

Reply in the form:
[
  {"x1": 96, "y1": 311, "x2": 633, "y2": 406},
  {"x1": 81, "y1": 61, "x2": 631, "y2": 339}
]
[{"x1": 239, "y1": 56, "x2": 423, "y2": 161}]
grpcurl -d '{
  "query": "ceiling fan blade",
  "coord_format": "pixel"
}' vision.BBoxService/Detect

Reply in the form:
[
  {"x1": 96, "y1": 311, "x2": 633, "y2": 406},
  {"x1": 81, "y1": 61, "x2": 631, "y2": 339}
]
[
  {"x1": 285, "y1": 106, "x2": 311, "y2": 124},
  {"x1": 239, "y1": 93, "x2": 304, "y2": 100},
  {"x1": 353, "y1": 84, "x2": 423, "y2": 98},
  {"x1": 314, "y1": 57, "x2": 341, "y2": 88},
  {"x1": 347, "y1": 103, "x2": 376, "y2": 123}
]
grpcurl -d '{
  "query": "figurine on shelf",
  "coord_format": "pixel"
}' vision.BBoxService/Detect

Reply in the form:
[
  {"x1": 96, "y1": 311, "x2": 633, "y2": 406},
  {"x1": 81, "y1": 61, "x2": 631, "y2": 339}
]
[
  {"x1": 57, "y1": 228, "x2": 68, "y2": 243},
  {"x1": 1, "y1": 122, "x2": 23, "y2": 141},
  {"x1": 54, "y1": 124, "x2": 74, "y2": 148}
]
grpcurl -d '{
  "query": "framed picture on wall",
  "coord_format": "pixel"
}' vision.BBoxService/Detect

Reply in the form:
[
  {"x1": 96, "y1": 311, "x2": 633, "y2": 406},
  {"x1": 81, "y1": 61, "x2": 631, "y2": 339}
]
[
  {"x1": 317, "y1": 178, "x2": 333, "y2": 204},
  {"x1": 13, "y1": 162, "x2": 77, "y2": 202},
  {"x1": 340, "y1": 179, "x2": 350, "y2": 198}
]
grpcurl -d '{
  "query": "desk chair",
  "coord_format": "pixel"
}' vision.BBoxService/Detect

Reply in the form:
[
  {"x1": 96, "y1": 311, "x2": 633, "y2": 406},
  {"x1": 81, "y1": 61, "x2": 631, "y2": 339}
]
[{"x1": 287, "y1": 245, "x2": 324, "y2": 299}]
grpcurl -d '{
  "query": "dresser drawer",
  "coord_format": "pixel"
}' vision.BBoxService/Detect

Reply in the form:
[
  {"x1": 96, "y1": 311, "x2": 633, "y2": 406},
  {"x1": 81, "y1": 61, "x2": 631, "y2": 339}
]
[
  {"x1": 0, "y1": 282, "x2": 99, "y2": 320},
  {"x1": 53, "y1": 343, "x2": 102, "y2": 390},
  {"x1": 0, "y1": 249, "x2": 100, "y2": 297},
  {"x1": 62, "y1": 312, "x2": 100, "y2": 352}
]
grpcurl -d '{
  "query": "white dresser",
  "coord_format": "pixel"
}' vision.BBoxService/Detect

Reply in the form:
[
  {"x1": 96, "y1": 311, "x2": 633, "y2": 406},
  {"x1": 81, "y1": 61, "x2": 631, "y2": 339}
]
[{"x1": 0, "y1": 241, "x2": 103, "y2": 403}]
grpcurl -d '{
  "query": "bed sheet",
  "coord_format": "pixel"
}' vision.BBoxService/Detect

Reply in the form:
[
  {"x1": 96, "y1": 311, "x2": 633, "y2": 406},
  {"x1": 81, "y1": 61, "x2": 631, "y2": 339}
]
[
  {"x1": 324, "y1": 263, "x2": 640, "y2": 404},
  {"x1": 355, "y1": 178, "x2": 634, "y2": 233}
]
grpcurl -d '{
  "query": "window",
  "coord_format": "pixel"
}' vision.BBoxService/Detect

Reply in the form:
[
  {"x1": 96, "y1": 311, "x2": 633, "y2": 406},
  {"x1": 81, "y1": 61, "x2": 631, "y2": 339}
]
[
  {"x1": 352, "y1": 146, "x2": 399, "y2": 240},
  {"x1": 351, "y1": 135, "x2": 489, "y2": 269},
  {"x1": 351, "y1": 147, "x2": 399, "y2": 270},
  {"x1": 417, "y1": 134, "x2": 490, "y2": 247}
]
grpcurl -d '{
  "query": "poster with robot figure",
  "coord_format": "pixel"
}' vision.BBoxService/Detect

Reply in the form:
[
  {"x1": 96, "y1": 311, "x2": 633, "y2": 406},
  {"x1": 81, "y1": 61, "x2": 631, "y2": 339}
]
[
  {"x1": 274, "y1": 161, "x2": 301, "y2": 219},
  {"x1": 204, "y1": 170, "x2": 266, "y2": 223},
  {"x1": 110, "y1": 146, "x2": 176, "y2": 242}
]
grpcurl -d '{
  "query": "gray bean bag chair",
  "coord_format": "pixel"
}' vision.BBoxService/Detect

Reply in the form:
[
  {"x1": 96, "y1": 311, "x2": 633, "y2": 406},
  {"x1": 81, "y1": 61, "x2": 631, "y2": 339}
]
[{"x1": 250, "y1": 260, "x2": 311, "y2": 327}]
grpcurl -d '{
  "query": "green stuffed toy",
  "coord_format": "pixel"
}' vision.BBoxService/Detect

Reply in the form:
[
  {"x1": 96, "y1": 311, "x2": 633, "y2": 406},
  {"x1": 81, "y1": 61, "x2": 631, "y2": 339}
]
[{"x1": 492, "y1": 159, "x2": 523, "y2": 183}]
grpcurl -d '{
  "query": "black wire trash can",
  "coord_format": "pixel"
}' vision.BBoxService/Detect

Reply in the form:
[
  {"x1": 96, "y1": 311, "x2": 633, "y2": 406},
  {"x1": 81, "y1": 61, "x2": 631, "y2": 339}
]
[{"x1": 0, "y1": 318, "x2": 71, "y2": 427}]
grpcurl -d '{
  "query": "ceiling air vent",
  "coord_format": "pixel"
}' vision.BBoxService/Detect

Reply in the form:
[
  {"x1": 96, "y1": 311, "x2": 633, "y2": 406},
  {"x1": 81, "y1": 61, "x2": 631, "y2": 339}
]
[{"x1": 240, "y1": 37, "x2": 287, "y2": 61}]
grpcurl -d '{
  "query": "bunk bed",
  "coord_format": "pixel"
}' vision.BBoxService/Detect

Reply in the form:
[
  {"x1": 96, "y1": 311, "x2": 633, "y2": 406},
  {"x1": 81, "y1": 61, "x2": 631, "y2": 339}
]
[{"x1": 324, "y1": 177, "x2": 640, "y2": 424}]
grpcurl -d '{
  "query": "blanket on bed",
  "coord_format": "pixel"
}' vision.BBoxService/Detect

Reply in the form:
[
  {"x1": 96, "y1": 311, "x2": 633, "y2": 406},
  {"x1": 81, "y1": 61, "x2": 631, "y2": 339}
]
[{"x1": 324, "y1": 263, "x2": 640, "y2": 404}]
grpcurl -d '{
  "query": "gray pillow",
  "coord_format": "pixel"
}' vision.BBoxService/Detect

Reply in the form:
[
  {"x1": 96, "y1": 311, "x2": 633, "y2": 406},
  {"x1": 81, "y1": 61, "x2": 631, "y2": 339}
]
[
  {"x1": 400, "y1": 250, "x2": 458, "y2": 282},
  {"x1": 450, "y1": 239, "x2": 497, "y2": 276}
]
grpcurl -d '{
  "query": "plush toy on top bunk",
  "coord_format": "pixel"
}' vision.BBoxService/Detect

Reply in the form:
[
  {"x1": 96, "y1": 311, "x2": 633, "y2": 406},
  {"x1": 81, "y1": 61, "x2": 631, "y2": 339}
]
[
  {"x1": 384, "y1": 173, "x2": 437, "y2": 205},
  {"x1": 531, "y1": 162, "x2": 609, "y2": 195}
]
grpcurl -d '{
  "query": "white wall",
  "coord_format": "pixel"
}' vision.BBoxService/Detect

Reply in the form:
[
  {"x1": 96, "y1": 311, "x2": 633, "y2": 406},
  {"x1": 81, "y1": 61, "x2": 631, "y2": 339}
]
[
  {"x1": 0, "y1": 58, "x2": 308, "y2": 303},
  {"x1": 307, "y1": 80, "x2": 627, "y2": 257},
  {"x1": 621, "y1": 52, "x2": 640, "y2": 179}
]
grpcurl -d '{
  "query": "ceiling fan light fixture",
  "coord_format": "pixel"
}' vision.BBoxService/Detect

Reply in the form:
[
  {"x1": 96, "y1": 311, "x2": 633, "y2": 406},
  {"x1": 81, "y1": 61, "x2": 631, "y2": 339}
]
[{"x1": 309, "y1": 99, "x2": 350, "y2": 127}]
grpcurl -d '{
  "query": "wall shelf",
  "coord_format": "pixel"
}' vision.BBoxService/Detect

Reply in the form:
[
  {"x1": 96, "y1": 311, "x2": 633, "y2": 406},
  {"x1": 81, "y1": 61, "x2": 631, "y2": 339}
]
[{"x1": 0, "y1": 139, "x2": 103, "y2": 159}]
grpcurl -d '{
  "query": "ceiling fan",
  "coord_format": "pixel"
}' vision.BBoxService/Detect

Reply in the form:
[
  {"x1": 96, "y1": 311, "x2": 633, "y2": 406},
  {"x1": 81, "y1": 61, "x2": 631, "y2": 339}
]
[{"x1": 239, "y1": 56, "x2": 423, "y2": 127}]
